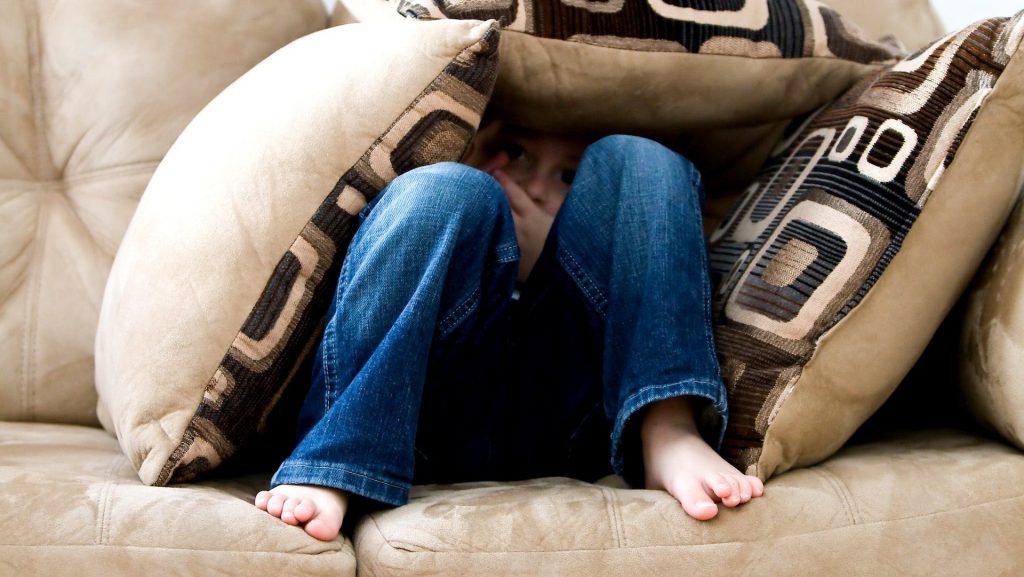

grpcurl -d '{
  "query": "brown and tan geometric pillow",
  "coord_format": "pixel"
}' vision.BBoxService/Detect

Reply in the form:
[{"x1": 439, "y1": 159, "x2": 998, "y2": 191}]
[
  {"x1": 335, "y1": 0, "x2": 900, "y2": 197},
  {"x1": 708, "y1": 11, "x2": 1024, "y2": 480},
  {"x1": 95, "y1": 19, "x2": 499, "y2": 485}
]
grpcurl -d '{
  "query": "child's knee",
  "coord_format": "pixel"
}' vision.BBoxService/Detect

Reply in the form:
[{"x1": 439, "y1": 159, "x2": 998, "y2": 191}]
[
  {"x1": 368, "y1": 162, "x2": 511, "y2": 247},
  {"x1": 381, "y1": 162, "x2": 508, "y2": 221},
  {"x1": 586, "y1": 135, "x2": 697, "y2": 176},
  {"x1": 577, "y1": 135, "x2": 703, "y2": 210}
]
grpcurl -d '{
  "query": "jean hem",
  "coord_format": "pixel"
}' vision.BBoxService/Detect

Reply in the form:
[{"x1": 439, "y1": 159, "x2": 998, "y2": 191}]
[
  {"x1": 271, "y1": 460, "x2": 409, "y2": 507},
  {"x1": 610, "y1": 378, "x2": 729, "y2": 483}
]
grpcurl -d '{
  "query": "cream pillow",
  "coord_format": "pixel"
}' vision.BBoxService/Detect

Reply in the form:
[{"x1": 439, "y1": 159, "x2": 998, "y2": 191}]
[
  {"x1": 825, "y1": 0, "x2": 946, "y2": 51},
  {"x1": 708, "y1": 11, "x2": 1024, "y2": 479},
  {"x1": 95, "y1": 19, "x2": 499, "y2": 485}
]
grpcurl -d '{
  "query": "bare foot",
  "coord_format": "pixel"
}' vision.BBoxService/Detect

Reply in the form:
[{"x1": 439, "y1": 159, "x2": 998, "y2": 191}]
[
  {"x1": 254, "y1": 484, "x2": 348, "y2": 541},
  {"x1": 641, "y1": 396, "x2": 764, "y2": 521}
]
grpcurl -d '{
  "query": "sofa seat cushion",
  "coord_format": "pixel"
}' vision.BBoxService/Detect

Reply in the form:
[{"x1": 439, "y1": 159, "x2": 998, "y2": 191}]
[
  {"x1": 353, "y1": 429, "x2": 1024, "y2": 576},
  {"x1": 0, "y1": 422, "x2": 354, "y2": 577}
]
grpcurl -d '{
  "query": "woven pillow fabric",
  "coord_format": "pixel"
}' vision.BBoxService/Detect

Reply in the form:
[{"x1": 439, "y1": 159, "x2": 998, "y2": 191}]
[
  {"x1": 708, "y1": 11, "x2": 1024, "y2": 480},
  {"x1": 95, "y1": 19, "x2": 499, "y2": 485},
  {"x1": 334, "y1": 0, "x2": 899, "y2": 196}
]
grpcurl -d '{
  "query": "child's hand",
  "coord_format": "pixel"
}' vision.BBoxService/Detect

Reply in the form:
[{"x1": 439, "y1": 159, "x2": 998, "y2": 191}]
[{"x1": 492, "y1": 168, "x2": 553, "y2": 283}]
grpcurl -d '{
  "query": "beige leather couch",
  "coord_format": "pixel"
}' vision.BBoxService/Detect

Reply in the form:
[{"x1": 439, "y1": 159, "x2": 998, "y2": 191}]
[{"x1": 2, "y1": 1, "x2": 1022, "y2": 576}]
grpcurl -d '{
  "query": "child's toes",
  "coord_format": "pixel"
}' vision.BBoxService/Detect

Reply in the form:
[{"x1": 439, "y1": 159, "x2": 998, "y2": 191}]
[
  {"x1": 734, "y1": 476, "x2": 753, "y2": 503},
  {"x1": 704, "y1": 472, "x2": 733, "y2": 501},
  {"x1": 293, "y1": 499, "x2": 317, "y2": 524},
  {"x1": 303, "y1": 506, "x2": 344, "y2": 541},
  {"x1": 304, "y1": 518, "x2": 340, "y2": 542},
  {"x1": 669, "y1": 479, "x2": 720, "y2": 521},
  {"x1": 254, "y1": 491, "x2": 271, "y2": 511},
  {"x1": 720, "y1": 476, "x2": 743, "y2": 507},
  {"x1": 266, "y1": 492, "x2": 287, "y2": 517},
  {"x1": 748, "y1": 475, "x2": 765, "y2": 497},
  {"x1": 281, "y1": 496, "x2": 304, "y2": 525}
]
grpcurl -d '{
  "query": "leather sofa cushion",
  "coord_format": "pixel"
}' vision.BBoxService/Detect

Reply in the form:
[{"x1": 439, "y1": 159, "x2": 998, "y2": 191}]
[
  {"x1": 961, "y1": 182, "x2": 1024, "y2": 451},
  {"x1": 0, "y1": 0, "x2": 326, "y2": 427},
  {"x1": 0, "y1": 422, "x2": 354, "y2": 576},
  {"x1": 707, "y1": 12, "x2": 1024, "y2": 480},
  {"x1": 352, "y1": 429, "x2": 1024, "y2": 576},
  {"x1": 94, "y1": 19, "x2": 499, "y2": 485}
]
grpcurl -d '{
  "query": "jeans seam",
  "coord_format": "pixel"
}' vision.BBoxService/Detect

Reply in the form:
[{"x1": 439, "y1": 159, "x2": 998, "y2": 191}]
[
  {"x1": 276, "y1": 461, "x2": 408, "y2": 491},
  {"x1": 273, "y1": 461, "x2": 408, "y2": 506},
  {"x1": 556, "y1": 247, "x2": 608, "y2": 320},
  {"x1": 323, "y1": 259, "x2": 355, "y2": 413},
  {"x1": 693, "y1": 190, "x2": 718, "y2": 367},
  {"x1": 438, "y1": 288, "x2": 480, "y2": 337},
  {"x1": 496, "y1": 242, "x2": 519, "y2": 263},
  {"x1": 437, "y1": 240, "x2": 517, "y2": 337},
  {"x1": 324, "y1": 324, "x2": 337, "y2": 414},
  {"x1": 617, "y1": 379, "x2": 725, "y2": 420}
]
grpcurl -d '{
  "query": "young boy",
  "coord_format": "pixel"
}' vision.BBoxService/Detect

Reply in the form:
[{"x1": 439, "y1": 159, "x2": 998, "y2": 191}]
[{"x1": 255, "y1": 120, "x2": 764, "y2": 541}]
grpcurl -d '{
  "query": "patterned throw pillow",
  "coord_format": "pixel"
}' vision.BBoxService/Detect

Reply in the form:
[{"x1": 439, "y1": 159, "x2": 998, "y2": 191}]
[
  {"x1": 95, "y1": 20, "x2": 499, "y2": 485},
  {"x1": 335, "y1": 0, "x2": 900, "y2": 199},
  {"x1": 708, "y1": 12, "x2": 1024, "y2": 480}
]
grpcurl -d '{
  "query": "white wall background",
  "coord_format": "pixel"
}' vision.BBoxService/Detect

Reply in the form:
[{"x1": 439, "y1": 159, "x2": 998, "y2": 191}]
[{"x1": 932, "y1": 0, "x2": 1022, "y2": 32}]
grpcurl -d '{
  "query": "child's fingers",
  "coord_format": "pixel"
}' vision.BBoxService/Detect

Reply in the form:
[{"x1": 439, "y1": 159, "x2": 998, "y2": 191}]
[
  {"x1": 492, "y1": 169, "x2": 528, "y2": 211},
  {"x1": 493, "y1": 170, "x2": 543, "y2": 220},
  {"x1": 480, "y1": 150, "x2": 510, "y2": 174}
]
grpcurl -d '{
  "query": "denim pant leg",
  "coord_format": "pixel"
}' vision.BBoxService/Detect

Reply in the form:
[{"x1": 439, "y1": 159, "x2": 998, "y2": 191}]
[
  {"x1": 271, "y1": 162, "x2": 519, "y2": 506},
  {"x1": 539, "y1": 135, "x2": 729, "y2": 488}
]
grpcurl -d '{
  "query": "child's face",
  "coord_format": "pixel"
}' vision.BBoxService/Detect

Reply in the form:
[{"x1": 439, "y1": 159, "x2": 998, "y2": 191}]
[{"x1": 464, "y1": 122, "x2": 590, "y2": 216}]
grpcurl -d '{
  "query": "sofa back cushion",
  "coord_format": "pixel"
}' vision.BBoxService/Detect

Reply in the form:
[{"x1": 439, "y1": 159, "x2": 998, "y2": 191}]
[
  {"x1": 0, "y1": 0, "x2": 326, "y2": 426},
  {"x1": 708, "y1": 11, "x2": 1024, "y2": 479},
  {"x1": 94, "y1": 19, "x2": 499, "y2": 485},
  {"x1": 960, "y1": 191, "x2": 1024, "y2": 451}
]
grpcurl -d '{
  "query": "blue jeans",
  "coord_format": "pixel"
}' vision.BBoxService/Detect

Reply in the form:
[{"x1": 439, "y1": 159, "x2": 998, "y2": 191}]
[{"x1": 271, "y1": 135, "x2": 727, "y2": 506}]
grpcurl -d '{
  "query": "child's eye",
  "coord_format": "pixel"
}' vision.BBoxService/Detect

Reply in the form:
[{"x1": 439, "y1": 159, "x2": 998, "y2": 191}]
[
  {"x1": 501, "y1": 141, "x2": 525, "y2": 161},
  {"x1": 560, "y1": 169, "x2": 576, "y2": 185}
]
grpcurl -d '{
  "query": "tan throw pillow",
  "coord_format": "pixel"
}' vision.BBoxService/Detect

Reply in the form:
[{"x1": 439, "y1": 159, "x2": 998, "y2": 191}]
[
  {"x1": 708, "y1": 11, "x2": 1024, "y2": 480},
  {"x1": 825, "y1": 0, "x2": 946, "y2": 52},
  {"x1": 334, "y1": 0, "x2": 899, "y2": 201},
  {"x1": 960, "y1": 194, "x2": 1024, "y2": 451},
  {"x1": 95, "y1": 19, "x2": 499, "y2": 485}
]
